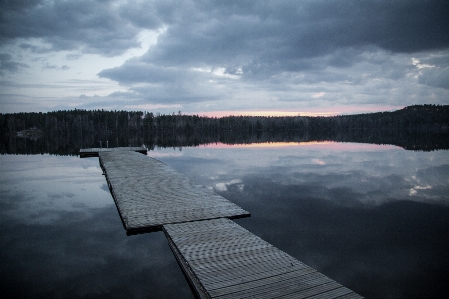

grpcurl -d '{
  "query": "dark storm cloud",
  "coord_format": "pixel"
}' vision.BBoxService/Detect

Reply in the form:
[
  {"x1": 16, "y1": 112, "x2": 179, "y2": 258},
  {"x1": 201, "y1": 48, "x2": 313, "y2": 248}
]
[
  {"x1": 2, "y1": 0, "x2": 447, "y2": 61},
  {"x1": 0, "y1": 0, "x2": 43, "y2": 12},
  {"x1": 295, "y1": 0, "x2": 449, "y2": 53},
  {"x1": 144, "y1": 0, "x2": 448, "y2": 64},
  {"x1": 118, "y1": 0, "x2": 167, "y2": 29},
  {"x1": 2, "y1": 0, "x2": 447, "y2": 74},
  {"x1": 96, "y1": 0, "x2": 448, "y2": 86},
  {"x1": 0, "y1": 53, "x2": 28, "y2": 74},
  {"x1": 19, "y1": 42, "x2": 52, "y2": 54},
  {"x1": 0, "y1": 0, "x2": 141, "y2": 55}
]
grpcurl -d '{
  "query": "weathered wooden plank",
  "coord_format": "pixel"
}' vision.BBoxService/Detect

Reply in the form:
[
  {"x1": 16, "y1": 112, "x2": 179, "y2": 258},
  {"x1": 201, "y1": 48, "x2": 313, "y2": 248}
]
[
  {"x1": 163, "y1": 218, "x2": 363, "y2": 299},
  {"x1": 278, "y1": 282, "x2": 343, "y2": 299},
  {"x1": 184, "y1": 249, "x2": 303, "y2": 276},
  {"x1": 210, "y1": 269, "x2": 319, "y2": 298},
  {"x1": 166, "y1": 236, "x2": 210, "y2": 299},
  {"x1": 213, "y1": 272, "x2": 334, "y2": 299},
  {"x1": 200, "y1": 265, "x2": 313, "y2": 292},
  {"x1": 188, "y1": 257, "x2": 311, "y2": 285},
  {"x1": 336, "y1": 292, "x2": 365, "y2": 299},
  {"x1": 196, "y1": 264, "x2": 314, "y2": 291},
  {"x1": 98, "y1": 151, "x2": 250, "y2": 231}
]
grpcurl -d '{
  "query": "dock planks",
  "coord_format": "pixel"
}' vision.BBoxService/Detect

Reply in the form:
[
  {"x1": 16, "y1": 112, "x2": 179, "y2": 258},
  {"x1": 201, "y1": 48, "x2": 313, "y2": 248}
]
[
  {"x1": 163, "y1": 218, "x2": 363, "y2": 299},
  {"x1": 98, "y1": 151, "x2": 250, "y2": 231},
  {"x1": 79, "y1": 146, "x2": 147, "y2": 158}
]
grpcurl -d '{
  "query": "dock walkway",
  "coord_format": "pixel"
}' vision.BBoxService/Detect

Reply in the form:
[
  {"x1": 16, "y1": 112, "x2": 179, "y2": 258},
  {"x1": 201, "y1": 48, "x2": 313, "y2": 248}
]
[
  {"x1": 80, "y1": 147, "x2": 363, "y2": 298},
  {"x1": 164, "y1": 218, "x2": 362, "y2": 299},
  {"x1": 99, "y1": 151, "x2": 249, "y2": 231}
]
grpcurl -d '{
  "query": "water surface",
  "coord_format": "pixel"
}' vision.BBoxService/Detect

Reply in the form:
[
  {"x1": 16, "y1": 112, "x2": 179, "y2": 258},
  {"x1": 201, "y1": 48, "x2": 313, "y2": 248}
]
[
  {"x1": 1, "y1": 142, "x2": 448, "y2": 298},
  {"x1": 151, "y1": 142, "x2": 449, "y2": 298},
  {"x1": 0, "y1": 155, "x2": 194, "y2": 299}
]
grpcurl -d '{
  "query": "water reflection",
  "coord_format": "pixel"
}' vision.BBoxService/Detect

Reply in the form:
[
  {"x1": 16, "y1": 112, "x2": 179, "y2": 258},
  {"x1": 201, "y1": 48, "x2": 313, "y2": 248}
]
[
  {"x1": 1, "y1": 143, "x2": 448, "y2": 298},
  {"x1": 150, "y1": 142, "x2": 449, "y2": 298},
  {"x1": 0, "y1": 155, "x2": 194, "y2": 299}
]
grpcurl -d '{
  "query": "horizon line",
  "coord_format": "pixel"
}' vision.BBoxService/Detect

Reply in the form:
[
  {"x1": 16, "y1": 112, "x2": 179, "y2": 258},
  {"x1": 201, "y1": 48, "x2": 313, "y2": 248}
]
[
  {"x1": 185, "y1": 105, "x2": 405, "y2": 118},
  {"x1": 3, "y1": 104, "x2": 427, "y2": 117}
]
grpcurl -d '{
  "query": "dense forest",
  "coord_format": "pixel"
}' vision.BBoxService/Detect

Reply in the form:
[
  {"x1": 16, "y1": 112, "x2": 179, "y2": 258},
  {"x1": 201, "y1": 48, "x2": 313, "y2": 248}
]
[{"x1": 1, "y1": 104, "x2": 448, "y2": 155}]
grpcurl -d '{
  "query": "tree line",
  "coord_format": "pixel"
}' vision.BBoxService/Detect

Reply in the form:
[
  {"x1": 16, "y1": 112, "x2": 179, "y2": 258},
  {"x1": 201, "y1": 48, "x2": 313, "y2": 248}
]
[{"x1": 1, "y1": 104, "x2": 448, "y2": 155}]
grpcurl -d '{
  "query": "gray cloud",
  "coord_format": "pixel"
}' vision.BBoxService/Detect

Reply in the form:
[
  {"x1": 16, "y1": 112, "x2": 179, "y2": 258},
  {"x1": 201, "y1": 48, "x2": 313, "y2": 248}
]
[
  {"x1": 0, "y1": 53, "x2": 29, "y2": 74},
  {"x1": 414, "y1": 52, "x2": 449, "y2": 91},
  {"x1": 1, "y1": 0, "x2": 448, "y2": 112},
  {"x1": 134, "y1": 0, "x2": 449, "y2": 74},
  {"x1": 0, "y1": 0, "x2": 43, "y2": 12},
  {"x1": 42, "y1": 62, "x2": 70, "y2": 70},
  {"x1": 65, "y1": 53, "x2": 82, "y2": 60},
  {"x1": 19, "y1": 43, "x2": 52, "y2": 54},
  {"x1": 420, "y1": 54, "x2": 449, "y2": 68},
  {"x1": 98, "y1": 59, "x2": 237, "y2": 104},
  {"x1": 418, "y1": 67, "x2": 449, "y2": 89},
  {"x1": 99, "y1": 61, "x2": 188, "y2": 84},
  {"x1": 3, "y1": 0, "x2": 447, "y2": 63},
  {"x1": 1, "y1": 0, "x2": 141, "y2": 55},
  {"x1": 98, "y1": 1, "x2": 448, "y2": 91}
]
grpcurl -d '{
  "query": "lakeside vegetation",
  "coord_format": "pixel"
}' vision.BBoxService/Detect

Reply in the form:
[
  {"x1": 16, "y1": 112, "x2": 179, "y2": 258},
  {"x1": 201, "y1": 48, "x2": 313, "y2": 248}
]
[{"x1": 1, "y1": 104, "x2": 448, "y2": 155}]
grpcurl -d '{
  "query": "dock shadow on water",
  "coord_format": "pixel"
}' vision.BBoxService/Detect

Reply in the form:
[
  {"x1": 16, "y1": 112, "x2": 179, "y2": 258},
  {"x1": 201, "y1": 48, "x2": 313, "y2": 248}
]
[{"x1": 1, "y1": 139, "x2": 449, "y2": 298}]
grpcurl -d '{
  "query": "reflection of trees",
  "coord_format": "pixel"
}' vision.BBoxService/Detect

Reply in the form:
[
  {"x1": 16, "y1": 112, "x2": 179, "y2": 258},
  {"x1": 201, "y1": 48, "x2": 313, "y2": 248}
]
[{"x1": 1, "y1": 105, "x2": 448, "y2": 155}]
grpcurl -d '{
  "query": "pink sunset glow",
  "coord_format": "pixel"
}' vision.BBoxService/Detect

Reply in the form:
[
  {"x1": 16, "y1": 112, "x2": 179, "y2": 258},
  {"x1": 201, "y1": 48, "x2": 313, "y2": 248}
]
[
  {"x1": 192, "y1": 105, "x2": 404, "y2": 118},
  {"x1": 201, "y1": 141, "x2": 399, "y2": 151}
]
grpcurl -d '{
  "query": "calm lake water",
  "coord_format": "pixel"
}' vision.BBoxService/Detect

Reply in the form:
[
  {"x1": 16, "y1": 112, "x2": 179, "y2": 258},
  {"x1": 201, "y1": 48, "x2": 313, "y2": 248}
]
[{"x1": 1, "y1": 142, "x2": 448, "y2": 298}]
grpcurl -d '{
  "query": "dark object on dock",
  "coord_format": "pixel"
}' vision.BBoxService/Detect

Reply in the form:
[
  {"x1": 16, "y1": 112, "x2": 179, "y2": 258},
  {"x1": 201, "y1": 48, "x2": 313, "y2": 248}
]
[
  {"x1": 164, "y1": 218, "x2": 363, "y2": 299},
  {"x1": 79, "y1": 146, "x2": 147, "y2": 158},
  {"x1": 99, "y1": 151, "x2": 250, "y2": 232}
]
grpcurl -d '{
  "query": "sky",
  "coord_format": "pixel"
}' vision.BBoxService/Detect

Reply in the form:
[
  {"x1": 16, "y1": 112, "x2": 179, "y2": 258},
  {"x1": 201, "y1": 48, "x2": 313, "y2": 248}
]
[{"x1": 1, "y1": 0, "x2": 448, "y2": 116}]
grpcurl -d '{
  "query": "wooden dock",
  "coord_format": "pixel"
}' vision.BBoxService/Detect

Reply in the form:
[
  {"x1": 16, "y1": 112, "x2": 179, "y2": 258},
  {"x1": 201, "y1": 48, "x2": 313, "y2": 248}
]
[
  {"x1": 79, "y1": 146, "x2": 147, "y2": 158},
  {"x1": 82, "y1": 148, "x2": 363, "y2": 298},
  {"x1": 99, "y1": 151, "x2": 250, "y2": 231},
  {"x1": 164, "y1": 218, "x2": 362, "y2": 299}
]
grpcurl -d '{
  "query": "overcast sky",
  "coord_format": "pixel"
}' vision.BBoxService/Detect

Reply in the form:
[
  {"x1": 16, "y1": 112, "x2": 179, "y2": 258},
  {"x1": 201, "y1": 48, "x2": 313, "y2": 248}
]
[{"x1": 1, "y1": 0, "x2": 448, "y2": 116}]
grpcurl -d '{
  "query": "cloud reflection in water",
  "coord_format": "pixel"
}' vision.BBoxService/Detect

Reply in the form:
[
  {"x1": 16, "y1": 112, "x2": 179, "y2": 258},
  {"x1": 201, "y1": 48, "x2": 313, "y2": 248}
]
[
  {"x1": 152, "y1": 142, "x2": 449, "y2": 298},
  {"x1": 0, "y1": 155, "x2": 194, "y2": 299},
  {"x1": 1, "y1": 143, "x2": 448, "y2": 299}
]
